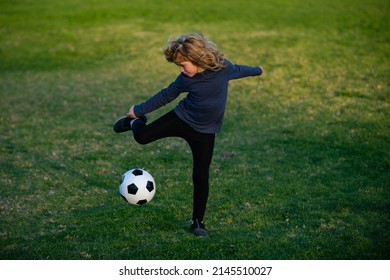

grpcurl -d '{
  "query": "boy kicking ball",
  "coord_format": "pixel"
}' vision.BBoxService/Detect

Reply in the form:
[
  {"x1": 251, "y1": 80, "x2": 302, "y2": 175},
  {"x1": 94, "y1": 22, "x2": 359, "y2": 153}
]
[{"x1": 114, "y1": 33, "x2": 263, "y2": 236}]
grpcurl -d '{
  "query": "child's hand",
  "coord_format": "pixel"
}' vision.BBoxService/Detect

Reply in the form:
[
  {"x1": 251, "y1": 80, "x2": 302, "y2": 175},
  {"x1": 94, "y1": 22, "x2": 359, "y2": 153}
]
[{"x1": 127, "y1": 105, "x2": 136, "y2": 118}]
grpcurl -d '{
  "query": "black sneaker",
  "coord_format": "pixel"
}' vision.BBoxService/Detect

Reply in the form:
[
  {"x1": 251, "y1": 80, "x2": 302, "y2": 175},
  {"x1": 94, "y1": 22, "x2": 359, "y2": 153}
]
[
  {"x1": 191, "y1": 219, "x2": 208, "y2": 237},
  {"x1": 113, "y1": 115, "x2": 147, "y2": 133}
]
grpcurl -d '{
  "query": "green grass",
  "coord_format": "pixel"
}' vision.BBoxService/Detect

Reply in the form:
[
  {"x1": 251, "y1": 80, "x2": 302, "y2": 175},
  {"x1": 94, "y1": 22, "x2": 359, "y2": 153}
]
[{"x1": 0, "y1": 0, "x2": 389, "y2": 259}]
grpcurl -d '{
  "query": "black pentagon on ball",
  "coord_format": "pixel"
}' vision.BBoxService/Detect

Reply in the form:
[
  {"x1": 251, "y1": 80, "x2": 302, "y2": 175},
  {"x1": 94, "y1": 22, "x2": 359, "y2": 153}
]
[
  {"x1": 127, "y1": 183, "x2": 138, "y2": 195},
  {"x1": 137, "y1": 199, "x2": 148, "y2": 205},
  {"x1": 132, "y1": 169, "x2": 143, "y2": 176},
  {"x1": 146, "y1": 181, "x2": 154, "y2": 192}
]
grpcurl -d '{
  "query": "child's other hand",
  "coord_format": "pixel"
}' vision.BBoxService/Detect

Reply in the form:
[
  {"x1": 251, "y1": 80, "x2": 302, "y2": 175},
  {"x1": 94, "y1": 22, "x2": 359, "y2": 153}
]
[{"x1": 127, "y1": 105, "x2": 136, "y2": 118}]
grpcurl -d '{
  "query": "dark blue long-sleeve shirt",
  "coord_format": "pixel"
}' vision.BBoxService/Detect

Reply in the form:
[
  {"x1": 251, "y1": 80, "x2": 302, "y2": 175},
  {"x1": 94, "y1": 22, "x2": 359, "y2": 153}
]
[{"x1": 133, "y1": 60, "x2": 263, "y2": 133}]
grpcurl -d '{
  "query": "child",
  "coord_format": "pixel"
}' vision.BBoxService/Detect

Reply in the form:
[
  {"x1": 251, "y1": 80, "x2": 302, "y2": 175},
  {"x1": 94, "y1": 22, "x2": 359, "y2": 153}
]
[{"x1": 114, "y1": 33, "x2": 263, "y2": 236}]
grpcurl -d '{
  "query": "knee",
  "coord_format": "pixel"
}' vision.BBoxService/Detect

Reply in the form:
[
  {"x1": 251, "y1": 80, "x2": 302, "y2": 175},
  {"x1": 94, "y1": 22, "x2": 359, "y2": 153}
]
[
  {"x1": 132, "y1": 121, "x2": 150, "y2": 145},
  {"x1": 133, "y1": 133, "x2": 149, "y2": 145}
]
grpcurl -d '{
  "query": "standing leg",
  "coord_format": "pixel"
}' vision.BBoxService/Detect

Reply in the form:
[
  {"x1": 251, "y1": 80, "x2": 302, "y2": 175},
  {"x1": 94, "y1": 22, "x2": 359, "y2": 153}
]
[{"x1": 186, "y1": 133, "x2": 215, "y2": 222}]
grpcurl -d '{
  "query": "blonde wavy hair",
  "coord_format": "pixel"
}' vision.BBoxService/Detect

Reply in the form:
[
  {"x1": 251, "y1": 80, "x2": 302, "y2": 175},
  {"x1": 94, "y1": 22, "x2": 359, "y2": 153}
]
[{"x1": 163, "y1": 33, "x2": 226, "y2": 71}]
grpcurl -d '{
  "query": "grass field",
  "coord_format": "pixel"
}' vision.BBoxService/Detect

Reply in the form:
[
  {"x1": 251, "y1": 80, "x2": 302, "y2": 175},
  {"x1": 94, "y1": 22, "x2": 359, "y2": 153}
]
[{"x1": 0, "y1": 0, "x2": 389, "y2": 260}]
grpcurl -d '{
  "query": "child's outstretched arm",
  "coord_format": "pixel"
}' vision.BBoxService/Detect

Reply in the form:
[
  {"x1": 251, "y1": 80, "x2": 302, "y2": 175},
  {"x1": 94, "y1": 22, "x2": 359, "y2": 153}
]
[
  {"x1": 226, "y1": 60, "x2": 263, "y2": 80},
  {"x1": 126, "y1": 77, "x2": 184, "y2": 118}
]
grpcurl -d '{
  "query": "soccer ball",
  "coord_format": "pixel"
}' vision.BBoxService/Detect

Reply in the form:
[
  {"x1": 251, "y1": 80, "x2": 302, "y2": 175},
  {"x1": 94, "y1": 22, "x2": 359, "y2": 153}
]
[{"x1": 119, "y1": 168, "x2": 156, "y2": 205}]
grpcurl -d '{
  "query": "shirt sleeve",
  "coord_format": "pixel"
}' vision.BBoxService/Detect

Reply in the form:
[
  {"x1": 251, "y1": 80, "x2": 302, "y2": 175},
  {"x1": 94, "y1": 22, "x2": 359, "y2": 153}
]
[
  {"x1": 133, "y1": 75, "x2": 185, "y2": 116},
  {"x1": 226, "y1": 60, "x2": 263, "y2": 80}
]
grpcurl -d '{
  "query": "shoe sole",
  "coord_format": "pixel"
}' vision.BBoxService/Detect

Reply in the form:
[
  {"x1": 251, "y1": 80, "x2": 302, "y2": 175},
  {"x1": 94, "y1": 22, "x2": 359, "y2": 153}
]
[{"x1": 192, "y1": 228, "x2": 208, "y2": 237}]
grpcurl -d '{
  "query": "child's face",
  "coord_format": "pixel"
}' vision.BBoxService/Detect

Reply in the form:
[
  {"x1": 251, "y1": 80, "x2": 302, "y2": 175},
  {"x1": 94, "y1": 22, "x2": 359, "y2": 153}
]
[{"x1": 175, "y1": 61, "x2": 203, "y2": 77}]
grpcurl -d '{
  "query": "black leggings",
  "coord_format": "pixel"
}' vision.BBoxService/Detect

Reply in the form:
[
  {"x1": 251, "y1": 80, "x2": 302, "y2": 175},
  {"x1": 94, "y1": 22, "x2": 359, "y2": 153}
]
[{"x1": 132, "y1": 110, "x2": 215, "y2": 221}]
